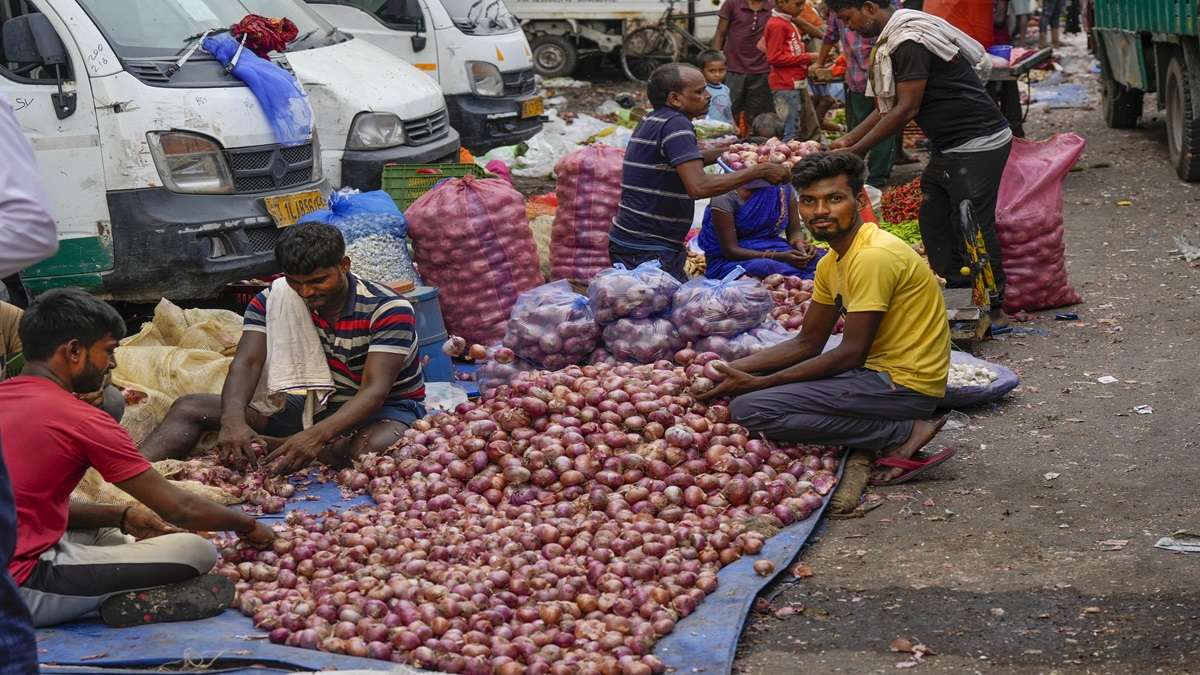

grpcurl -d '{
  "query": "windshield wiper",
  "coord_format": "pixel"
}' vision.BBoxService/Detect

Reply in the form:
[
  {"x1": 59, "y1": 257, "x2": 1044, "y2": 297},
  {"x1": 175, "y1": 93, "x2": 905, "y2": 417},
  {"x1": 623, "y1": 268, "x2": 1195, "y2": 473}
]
[
  {"x1": 167, "y1": 28, "x2": 228, "y2": 77},
  {"x1": 463, "y1": 0, "x2": 485, "y2": 27}
]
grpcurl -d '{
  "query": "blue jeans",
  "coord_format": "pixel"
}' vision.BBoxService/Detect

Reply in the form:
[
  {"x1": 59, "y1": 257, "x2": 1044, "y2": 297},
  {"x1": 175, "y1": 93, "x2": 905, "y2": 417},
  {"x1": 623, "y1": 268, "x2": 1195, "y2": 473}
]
[
  {"x1": 265, "y1": 396, "x2": 427, "y2": 437},
  {"x1": 772, "y1": 88, "x2": 820, "y2": 141},
  {"x1": 1040, "y1": 0, "x2": 1067, "y2": 31},
  {"x1": 0, "y1": 447, "x2": 36, "y2": 673}
]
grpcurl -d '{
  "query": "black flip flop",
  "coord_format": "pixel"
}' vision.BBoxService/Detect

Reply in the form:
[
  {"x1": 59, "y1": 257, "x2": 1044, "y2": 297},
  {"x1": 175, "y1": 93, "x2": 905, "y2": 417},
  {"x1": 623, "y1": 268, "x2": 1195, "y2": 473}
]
[{"x1": 100, "y1": 574, "x2": 235, "y2": 628}]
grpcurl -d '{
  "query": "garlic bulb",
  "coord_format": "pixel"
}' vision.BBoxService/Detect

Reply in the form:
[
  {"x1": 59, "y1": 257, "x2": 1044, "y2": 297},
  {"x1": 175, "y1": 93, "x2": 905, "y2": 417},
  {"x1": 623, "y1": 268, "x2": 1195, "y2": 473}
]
[{"x1": 948, "y1": 363, "x2": 998, "y2": 388}]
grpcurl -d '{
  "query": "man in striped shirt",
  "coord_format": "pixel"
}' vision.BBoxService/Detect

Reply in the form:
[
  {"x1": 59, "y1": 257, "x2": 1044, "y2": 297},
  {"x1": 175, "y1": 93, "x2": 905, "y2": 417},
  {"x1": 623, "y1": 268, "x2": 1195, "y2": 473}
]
[
  {"x1": 610, "y1": 63, "x2": 793, "y2": 280},
  {"x1": 139, "y1": 222, "x2": 425, "y2": 475}
]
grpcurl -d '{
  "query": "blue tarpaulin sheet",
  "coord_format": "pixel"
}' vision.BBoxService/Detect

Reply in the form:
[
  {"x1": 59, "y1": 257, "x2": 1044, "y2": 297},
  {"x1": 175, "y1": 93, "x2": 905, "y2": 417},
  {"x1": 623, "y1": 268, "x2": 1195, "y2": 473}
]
[
  {"x1": 651, "y1": 461, "x2": 841, "y2": 674},
  {"x1": 38, "y1": 459, "x2": 839, "y2": 674}
]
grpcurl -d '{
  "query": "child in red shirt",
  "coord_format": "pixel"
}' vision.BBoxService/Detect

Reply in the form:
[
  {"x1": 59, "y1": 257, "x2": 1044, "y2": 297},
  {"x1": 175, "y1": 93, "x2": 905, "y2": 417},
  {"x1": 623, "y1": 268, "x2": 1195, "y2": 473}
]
[{"x1": 762, "y1": 0, "x2": 821, "y2": 140}]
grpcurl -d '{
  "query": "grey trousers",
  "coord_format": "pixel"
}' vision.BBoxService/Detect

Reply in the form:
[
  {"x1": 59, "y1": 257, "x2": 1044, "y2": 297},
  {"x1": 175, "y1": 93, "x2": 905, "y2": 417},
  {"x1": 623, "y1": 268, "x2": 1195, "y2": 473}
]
[
  {"x1": 18, "y1": 528, "x2": 217, "y2": 627},
  {"x1": 729, "y1": 368, "x2": 939, "y2": 451}
]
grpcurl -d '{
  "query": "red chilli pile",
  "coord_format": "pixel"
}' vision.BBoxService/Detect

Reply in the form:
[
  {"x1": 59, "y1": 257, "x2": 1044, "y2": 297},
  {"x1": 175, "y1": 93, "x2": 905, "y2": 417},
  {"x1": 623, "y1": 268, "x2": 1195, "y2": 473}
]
[{"x1": 217, "y1": 352, "x2": 840, "y2": 673}]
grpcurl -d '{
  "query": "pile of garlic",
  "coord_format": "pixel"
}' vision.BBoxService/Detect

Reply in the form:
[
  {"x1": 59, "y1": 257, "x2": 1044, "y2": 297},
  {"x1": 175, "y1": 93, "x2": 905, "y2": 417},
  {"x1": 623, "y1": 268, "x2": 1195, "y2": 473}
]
[{"x1": 948, "y1": 362, "x2": 998, "y2": 388}]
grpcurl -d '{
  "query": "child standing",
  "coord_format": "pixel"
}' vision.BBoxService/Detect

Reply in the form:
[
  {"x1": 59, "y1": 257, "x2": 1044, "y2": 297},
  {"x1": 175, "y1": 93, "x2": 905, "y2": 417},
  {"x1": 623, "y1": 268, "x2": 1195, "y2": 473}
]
[
  {"x1": 762, "y1": 0, "x2": 819, "y2": 141},
  {"x1": 699, "y1": 51, "x2": 735, "y2": 126}
]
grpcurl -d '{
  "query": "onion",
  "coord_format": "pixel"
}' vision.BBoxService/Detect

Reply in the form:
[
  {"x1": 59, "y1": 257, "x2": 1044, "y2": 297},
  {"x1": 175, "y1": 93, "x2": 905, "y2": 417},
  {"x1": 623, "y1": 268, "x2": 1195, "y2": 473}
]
[
  {"x1": 753, "y1": 560, "x2": 775, "y2": 577},
  {"x1": 207, "y1": 358, "x2": 843, "y2": 669}
]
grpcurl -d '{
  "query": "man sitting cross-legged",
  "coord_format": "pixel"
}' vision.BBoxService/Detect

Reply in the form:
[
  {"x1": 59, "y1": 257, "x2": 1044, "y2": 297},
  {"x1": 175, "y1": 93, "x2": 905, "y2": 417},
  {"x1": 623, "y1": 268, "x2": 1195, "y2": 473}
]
[
  {"x1": 139, "y1": 221, "x2": 426, "y2": 475},
  {"x1": 0, "y1": 289, "x2": 275, "y2": 627},
  {"x1": 700, "y1": 152, "x2": 953, "y2": 485}
]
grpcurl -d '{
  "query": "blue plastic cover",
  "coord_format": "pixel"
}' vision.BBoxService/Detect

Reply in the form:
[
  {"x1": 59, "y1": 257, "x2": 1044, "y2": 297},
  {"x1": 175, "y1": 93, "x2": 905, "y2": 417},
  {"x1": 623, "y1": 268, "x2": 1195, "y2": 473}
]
[
  {"x1": 203, "y1": 33, "x2": 313, "y2": 147},
  {"x1": 38, "y1": 467, "x2": 838, "y2": 675}
]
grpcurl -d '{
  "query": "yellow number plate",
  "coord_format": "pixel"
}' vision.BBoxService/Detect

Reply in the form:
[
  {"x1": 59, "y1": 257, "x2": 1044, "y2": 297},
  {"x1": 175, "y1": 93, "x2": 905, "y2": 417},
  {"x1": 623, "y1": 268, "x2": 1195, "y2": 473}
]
[
  {"x1": 264, "y1": 190, "x2": 326, "y2": 229},
  {"x1": 521, "y1": 97, "x2": 544, "y2": 119}
]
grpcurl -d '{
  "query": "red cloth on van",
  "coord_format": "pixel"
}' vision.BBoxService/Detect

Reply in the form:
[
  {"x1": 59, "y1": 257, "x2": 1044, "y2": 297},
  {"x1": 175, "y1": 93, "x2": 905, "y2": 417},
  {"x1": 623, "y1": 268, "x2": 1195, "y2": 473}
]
[{"x1": 230, "y1": 15, "x2": 299, "y2": 59}]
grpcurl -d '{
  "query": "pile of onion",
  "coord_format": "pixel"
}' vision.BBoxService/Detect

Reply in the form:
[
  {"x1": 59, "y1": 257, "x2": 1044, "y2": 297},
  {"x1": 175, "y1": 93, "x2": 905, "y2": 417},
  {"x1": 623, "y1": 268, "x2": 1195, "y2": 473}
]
[
  {"x1": 762, "y1": 275, "x2": 844, "y2": 335},
  {"x1": 174, "y1": 457, "x2": 302, "y2": 514},
  {"x1": 216, "y1": 353, "x2": 840, "y2": 671}
]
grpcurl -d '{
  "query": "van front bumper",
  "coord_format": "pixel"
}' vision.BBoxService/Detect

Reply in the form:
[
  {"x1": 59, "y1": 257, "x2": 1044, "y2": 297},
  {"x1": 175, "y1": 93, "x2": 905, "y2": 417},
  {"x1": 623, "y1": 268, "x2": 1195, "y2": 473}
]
[
  {"x1": 22, "y1": 183, "x2": 328, "y2": 302},
  {"x1": 341, "y1": 128, "x2": 462, "y2": 191},
  {"x1": 447, "y1": 94, "x2": 544, "y2": 154}
]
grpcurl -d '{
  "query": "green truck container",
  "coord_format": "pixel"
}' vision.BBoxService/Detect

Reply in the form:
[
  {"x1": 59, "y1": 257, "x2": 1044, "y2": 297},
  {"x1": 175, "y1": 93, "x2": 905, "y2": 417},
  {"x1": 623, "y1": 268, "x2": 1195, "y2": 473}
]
[{"x1": 1091, "y1": 0, "x2": 1200, "y2": 179}]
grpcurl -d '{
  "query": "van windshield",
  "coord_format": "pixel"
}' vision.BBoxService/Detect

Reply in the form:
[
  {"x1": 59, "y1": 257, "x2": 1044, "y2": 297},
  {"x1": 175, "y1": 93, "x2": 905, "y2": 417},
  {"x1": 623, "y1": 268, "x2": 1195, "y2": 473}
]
[
  {"x1": 438, "y1": 0, "x2": 520, "y2": 35},
  {"x1": 78, "y1": 0, "x2": 340, "y2": 57}
]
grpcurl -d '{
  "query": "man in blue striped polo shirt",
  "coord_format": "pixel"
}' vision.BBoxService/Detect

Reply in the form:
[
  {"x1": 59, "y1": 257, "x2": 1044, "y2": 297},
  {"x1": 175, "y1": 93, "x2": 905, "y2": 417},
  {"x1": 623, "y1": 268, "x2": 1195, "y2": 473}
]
[
  {"x1": 610, "y1": 63, "x2": 793, "y2": 280},
  {"x1": 139, "y1": 222, "x2": 426, "y2": 475}
]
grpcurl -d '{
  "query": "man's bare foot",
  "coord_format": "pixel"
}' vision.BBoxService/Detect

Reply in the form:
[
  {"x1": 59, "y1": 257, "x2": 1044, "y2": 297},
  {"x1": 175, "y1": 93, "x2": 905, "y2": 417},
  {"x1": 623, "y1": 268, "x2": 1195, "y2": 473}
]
[{"x1": 872, "y1": 415, "x2": 948, "y2": 483}]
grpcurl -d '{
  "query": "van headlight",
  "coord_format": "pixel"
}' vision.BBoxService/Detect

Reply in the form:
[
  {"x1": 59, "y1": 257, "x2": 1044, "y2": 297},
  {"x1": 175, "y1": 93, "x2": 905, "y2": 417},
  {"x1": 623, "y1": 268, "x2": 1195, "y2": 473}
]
[
  {"x1": 347, "y1": 112, "x2": 406, "y2": 150},
  {"x1": 468, "y1": 61, "x2": 504, "y2": 97},
  {"x1": 146, "y1": 131, "x2": 234, "y2": 194}
]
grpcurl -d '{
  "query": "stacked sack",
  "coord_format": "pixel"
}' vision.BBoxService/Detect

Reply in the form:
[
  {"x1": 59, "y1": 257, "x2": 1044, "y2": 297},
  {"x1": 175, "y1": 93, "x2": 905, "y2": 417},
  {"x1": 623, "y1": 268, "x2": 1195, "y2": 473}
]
[
  {"x1": 405, "y1": 176, "x2": 542, "y2": 345},
  {"x1": 550, "y1": 146, "x2": 622, "y2": 284},
  {"x1": 300, "y1": 189, "x2": 421, "y2": 287},
  {"x1": 590, "y1": 261, "x2": 683, "y2": 363},
  {"x1": 669, "y1": 267, "x2": 792, "y2": 361},
  {"x1": 501, "y1": 281, "x2": 600, "y2": 371}
]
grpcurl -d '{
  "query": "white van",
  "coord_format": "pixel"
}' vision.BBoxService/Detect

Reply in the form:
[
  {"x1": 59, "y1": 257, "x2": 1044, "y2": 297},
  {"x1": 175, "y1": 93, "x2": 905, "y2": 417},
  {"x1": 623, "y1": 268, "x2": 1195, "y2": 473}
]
[
  {"x1": 2, "y1": 0, "x2": 458, "y2": 302},
  {"x1": 306, "y1": 0, "x2": 543, "y2": 154}
]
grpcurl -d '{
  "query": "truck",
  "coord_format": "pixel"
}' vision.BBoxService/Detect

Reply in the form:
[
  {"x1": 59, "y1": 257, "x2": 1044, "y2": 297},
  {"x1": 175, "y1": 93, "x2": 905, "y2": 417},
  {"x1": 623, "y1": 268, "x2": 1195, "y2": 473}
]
[
  {"x1": 507, "y1": 0, "x2": 721, "y2": 78},
  {"x1": 1, "y1": 0, "x2": 457, "y2": 302},
  {"x1": 307, "y1": 0, "x2": 544, "y2": 154},
  {"x1": 1092, "y1": 0, "x2": 1200, "y2": 180}
]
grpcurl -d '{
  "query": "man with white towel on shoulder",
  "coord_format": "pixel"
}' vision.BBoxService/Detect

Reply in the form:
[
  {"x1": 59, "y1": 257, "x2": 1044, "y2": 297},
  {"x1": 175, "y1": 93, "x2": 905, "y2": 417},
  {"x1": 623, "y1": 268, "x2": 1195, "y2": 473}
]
[
  {"x1": 139, "y1": 221, "x2": 426, "y2": 475},
  {"x1": 826, "y1": 1, "x2": 1013, "y2": 331}
]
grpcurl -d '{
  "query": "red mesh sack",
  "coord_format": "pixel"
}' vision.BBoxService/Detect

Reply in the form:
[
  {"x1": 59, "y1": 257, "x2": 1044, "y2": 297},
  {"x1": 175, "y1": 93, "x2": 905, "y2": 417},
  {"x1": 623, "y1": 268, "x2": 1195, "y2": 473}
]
[
  {"x1": 550, "y1": 146, "x2": 622, "y2": 284},
  {"x1": 405, "y1": 176, "x2": 542, "y2": 344},
  {"x1": 995, "y1": 134, "x2": 1085, "y2": 313}
]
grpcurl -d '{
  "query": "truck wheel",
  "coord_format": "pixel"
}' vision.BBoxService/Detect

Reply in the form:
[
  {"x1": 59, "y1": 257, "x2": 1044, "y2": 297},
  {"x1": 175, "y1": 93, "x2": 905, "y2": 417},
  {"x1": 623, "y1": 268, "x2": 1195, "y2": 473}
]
[
  {"x1": 531, "y1": 36, "x2": 577, "y2": 78},
  {"x1": 1164, "y1": 56, "x2": 1200, "y2": 181},
  {"x1": 1101, "y1": 77, "x2": 1142, "y2": 129}
]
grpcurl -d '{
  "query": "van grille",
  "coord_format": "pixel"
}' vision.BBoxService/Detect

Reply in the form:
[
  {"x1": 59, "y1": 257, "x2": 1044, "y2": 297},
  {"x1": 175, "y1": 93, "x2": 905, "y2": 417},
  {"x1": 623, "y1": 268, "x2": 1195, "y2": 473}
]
[
  {"x1": 225, "y1": 143, "x2": 316, "y2": 194},
  {"x1": 244, "y1": 226, "x2": 282, "y2": 253},
  {"x1": 503, "y1": 69, "x2": 537, "y2": 96},
  {"x1": 403, "y1": 110, "x2": 449, "y2": 146}
]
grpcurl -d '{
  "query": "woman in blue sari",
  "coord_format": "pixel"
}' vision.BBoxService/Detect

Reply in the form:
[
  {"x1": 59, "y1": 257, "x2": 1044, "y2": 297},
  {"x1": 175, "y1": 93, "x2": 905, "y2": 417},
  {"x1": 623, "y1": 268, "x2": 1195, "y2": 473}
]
[{"x1": 698, "y1": 183, "x2": 823, "y2": 279}]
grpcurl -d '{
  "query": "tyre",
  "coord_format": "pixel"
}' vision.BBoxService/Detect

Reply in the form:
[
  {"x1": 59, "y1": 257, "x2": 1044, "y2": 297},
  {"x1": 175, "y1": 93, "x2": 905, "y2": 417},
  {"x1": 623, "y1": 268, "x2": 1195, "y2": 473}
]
[
  {"x1": 531, "y1": 35, "x2": 577, "y2": 79},
  {"x1": 1100, "y1": 76, "x2": 1142, "y2": 129},
  {"x1": 621, "y1": 26, "x2": 680, "y2": 83},
  {"x1": 1164, "y1": 55, "x2": 1200, "y2": 181}
]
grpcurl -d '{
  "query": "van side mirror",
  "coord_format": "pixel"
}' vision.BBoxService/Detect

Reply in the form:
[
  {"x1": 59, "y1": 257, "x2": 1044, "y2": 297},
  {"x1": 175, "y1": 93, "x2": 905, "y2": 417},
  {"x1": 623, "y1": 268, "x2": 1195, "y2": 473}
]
[
  {"x1": 411, "y1": 34, "x2": 427, "y2": 51},
  {"x1": 2, "y1": 14, "x2": 75, "y2": 119},
  {"x1": 3, "y1": 14, "x2": 67, "y2": 67}
]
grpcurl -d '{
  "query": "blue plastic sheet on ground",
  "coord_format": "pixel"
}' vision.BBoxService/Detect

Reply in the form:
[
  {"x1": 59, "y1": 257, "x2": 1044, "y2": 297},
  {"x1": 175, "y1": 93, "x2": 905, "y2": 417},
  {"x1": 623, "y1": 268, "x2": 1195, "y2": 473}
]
[
  {"x1": 820, "y1": 335, "x2": 1018, "y2": 408},
  {"x1": 37, "y1": 473, "x2": 391, "y2": 673},
  {"x1": 39, "y1": 456, "x2": 839, "y2": 674},
  {"x1": 939, "y1": 351, "x2": 1021, "y2": 409},
  {"x1": 652, "y1": 460, "x2": 843, "y2": 675}
]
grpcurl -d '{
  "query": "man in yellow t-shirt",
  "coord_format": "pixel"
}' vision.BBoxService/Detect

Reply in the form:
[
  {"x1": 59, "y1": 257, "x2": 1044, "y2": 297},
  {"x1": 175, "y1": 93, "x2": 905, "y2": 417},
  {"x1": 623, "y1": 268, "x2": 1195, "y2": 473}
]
[{"x1": 700, "y1": 153, "x2": 953, "y2": 485}]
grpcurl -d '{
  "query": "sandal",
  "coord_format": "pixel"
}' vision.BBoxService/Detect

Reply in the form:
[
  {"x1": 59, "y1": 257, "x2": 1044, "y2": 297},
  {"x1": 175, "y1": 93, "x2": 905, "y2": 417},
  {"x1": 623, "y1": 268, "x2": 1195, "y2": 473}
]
[{"x1": 870, "y1": 447, "x2": 957, "y2": 486}]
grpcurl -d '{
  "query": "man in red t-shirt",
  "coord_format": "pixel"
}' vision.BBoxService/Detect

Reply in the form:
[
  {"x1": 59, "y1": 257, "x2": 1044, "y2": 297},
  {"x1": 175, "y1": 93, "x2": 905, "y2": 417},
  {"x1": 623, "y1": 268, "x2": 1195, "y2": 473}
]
[{"x1": 0, "y1": 289, "x2": 275, "y2": 627}]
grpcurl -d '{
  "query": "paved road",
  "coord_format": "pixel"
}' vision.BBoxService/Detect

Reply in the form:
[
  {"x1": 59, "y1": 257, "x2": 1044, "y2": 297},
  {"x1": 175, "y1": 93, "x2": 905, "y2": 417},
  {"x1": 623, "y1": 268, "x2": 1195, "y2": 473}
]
[{"x1": 734, "y1": 35, "x2": 1200, "y2": 675}]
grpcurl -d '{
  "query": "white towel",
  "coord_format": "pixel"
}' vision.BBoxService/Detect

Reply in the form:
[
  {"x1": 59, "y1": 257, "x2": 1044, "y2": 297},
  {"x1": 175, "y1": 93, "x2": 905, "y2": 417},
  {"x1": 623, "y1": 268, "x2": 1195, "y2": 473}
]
[
  {"x1": 250, "y1": 277, "x2": 335, "y2": 429},
  {"x1": 867, "y1": 9, "x2": 992, "y2": 114}
]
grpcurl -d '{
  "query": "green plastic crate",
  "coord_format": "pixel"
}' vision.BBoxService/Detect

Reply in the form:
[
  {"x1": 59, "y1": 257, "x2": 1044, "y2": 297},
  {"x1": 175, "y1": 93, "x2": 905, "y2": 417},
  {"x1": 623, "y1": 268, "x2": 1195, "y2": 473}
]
[{"x1": 382, "y1": 163, "x2": 489, "y2": 212}]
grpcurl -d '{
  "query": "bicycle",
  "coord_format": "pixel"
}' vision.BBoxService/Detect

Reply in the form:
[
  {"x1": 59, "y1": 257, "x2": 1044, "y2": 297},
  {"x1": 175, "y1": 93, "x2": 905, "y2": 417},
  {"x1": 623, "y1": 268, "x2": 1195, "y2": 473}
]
[{"x1": 620, "y1": 0, "x2": 717, "y2": 83}]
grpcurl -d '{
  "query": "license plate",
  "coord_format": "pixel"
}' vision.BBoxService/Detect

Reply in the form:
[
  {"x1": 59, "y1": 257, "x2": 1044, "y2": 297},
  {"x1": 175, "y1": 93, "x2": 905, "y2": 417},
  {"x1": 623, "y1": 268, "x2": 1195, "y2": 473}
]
[
  {"x1": 521, "y1": 97, "x2": 544, "y2": 119},
  {"x1": 264, "y1": 190, "x2": 326, "y2": 228}
]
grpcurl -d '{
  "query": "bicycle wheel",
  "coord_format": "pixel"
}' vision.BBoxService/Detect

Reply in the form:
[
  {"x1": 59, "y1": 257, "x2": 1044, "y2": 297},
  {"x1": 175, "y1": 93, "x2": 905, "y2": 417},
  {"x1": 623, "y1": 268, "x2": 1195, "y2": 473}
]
[{"x1": 621, "y1": 26, "x2": 680, "y2": 83}]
